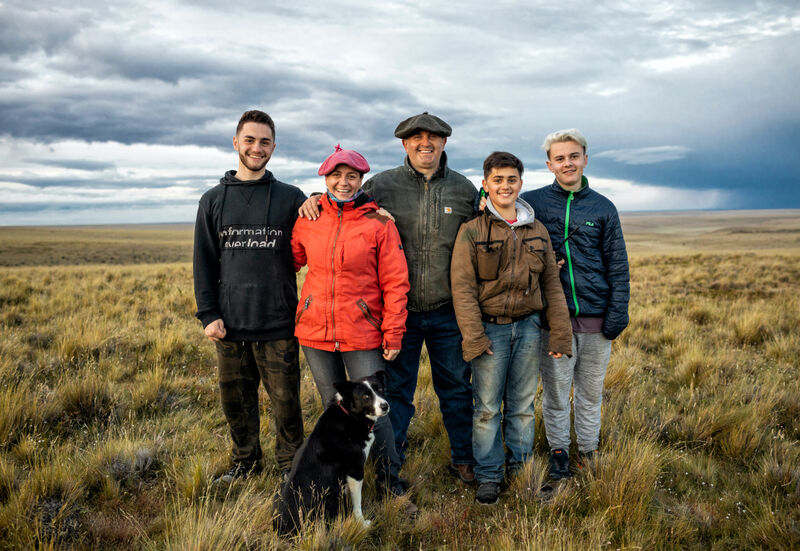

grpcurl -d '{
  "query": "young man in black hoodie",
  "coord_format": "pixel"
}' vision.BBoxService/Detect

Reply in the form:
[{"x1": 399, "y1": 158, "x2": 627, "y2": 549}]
[{"x1": 193, "y1": 110, "x2": 307, "y2": 481}]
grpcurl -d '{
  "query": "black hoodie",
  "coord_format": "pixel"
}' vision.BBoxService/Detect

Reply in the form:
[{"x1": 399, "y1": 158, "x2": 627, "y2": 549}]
[{"x1": 193, "y1": 169, "x2": 307, "y2": 341}]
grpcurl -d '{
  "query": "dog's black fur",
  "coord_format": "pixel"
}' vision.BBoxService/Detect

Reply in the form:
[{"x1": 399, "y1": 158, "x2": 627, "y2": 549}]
[{"x1": 274, "y1": 371, "x2": 389, "y2": 535}]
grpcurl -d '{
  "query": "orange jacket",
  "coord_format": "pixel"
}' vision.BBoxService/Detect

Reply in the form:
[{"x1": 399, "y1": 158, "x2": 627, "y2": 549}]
[{"x1": 292, "y1": 193, "x2": 410, "y2": 352}]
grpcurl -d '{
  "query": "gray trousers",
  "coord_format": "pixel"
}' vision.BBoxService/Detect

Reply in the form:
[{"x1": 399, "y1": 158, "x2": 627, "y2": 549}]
[{"x1": 540, "y1": 331, "x2": 612, "y2": 453}]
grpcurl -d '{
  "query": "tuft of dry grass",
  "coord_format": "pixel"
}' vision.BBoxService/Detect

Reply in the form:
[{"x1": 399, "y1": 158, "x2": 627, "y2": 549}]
[{"x1": 583, "y1": 435, "x2": 664, "y2": 530}]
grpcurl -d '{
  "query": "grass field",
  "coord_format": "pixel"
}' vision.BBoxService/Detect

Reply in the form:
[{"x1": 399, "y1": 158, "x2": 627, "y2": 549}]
[{"x1": 1, "y1": 210, "x2": 798, "y2": 550}]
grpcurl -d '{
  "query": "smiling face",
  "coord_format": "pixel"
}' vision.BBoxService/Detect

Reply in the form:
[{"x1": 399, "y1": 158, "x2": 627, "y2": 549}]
[
  {"x1": 233, "y1": 122, "x2": 276, "y2": 179},
  {"x1": 546, "y1": 140, "x2": 588, "y2": 191},
  {"x1": 402, "y1": 130, "x2": 446, "y2": 178},
  {"x1": 483, "y1": 166, "x2": 523, "y2": 216},
  {"x1": 324, "y1": 164, "x2": 363, "y2": 201}
]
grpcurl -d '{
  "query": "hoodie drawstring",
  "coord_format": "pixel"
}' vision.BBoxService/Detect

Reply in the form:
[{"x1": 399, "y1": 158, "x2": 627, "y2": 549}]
[{"x1": 264, "y1": 181, "x2": 273, "y2": 229}]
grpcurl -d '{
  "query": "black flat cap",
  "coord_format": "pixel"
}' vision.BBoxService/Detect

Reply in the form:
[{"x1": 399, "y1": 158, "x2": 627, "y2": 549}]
[{"x1": 394, "y1": 112, "x2": 452, "y2": 139}]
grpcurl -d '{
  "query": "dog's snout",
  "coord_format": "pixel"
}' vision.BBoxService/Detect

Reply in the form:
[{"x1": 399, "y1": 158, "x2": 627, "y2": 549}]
[{"x1": 380, "y1": 401, "x2": 389, "y2": 412}]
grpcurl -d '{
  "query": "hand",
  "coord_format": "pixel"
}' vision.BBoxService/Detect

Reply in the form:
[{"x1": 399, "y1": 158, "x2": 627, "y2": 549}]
[
  {"x1": 383, "y1": 348, "x2": 400, "y2": 361},
  {"x1": 557, "y1": 259, "x2": 565, "y2": 270},
  {"x1": 204, "y1": 319, "x2": 226, "y2": 341},
  {"x1": 376, "y1": 207, "x2": 395, "y2": 222},
  {"x1": 478, "y1": 195, "x2": 487, "y2": 211},
  {"x1": 299, "y1": 194, "x2": 323, "y2": 220},
  {"x1": 485, "y1": 348, "x2": 493, "y2": 355},
  {"x1": 548, "y1": 351, "x2": 562, "y2": 359}
]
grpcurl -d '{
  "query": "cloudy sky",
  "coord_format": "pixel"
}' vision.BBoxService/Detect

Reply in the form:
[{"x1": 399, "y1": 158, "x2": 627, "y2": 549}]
[{"x1": 1, "y1": 0, "x2": 798, "y2": 225}]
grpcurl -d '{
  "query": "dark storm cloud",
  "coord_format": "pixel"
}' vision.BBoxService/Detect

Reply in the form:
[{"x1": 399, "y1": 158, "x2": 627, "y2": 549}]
[
  {"x1": 0, "y1": 32, "x2": 420, "y2": 164},
  {"x1": 0, "y1": 64, "x2": 309, "y2": 146},
  {"x1": 0, "y1": 3, "x2": 88, "y2": 59}
]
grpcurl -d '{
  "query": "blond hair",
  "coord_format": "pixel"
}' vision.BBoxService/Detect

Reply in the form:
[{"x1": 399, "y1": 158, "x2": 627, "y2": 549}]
[{"x1": 541, "y1": 128, "x2": 587, "y2": 158}]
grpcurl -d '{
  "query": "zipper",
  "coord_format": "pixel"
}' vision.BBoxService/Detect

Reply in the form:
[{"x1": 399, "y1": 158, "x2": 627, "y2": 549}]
[
  {"x1": 357, "y1": 299, "x2": 382, "y2": 331},
  {"x1": 564, "y1": 192, "x2": 579, "y2": 315},
  {"x1": 419, "y1": 177, "x2": 429, "y2": 308},
  {"x1": 501, "y1": 226, "x2": 517, "y2": 316},
  {"x1": 331, "y1": 207, "x2": 344, "y2": 349},
  {"x1": 295, "y1": 295, "x2": 313, "y2": 325}
]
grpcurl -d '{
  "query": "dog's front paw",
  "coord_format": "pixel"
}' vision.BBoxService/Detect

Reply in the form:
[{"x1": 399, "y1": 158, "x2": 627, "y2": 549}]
[{"x1": 359, "y1": 518, "x2": 372, "y2": 529}]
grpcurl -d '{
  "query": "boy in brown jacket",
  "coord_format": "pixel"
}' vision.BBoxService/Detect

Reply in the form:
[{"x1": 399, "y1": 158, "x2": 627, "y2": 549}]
[{"x1": 451, "y1": 151, "x2": 572, "y2": 504}]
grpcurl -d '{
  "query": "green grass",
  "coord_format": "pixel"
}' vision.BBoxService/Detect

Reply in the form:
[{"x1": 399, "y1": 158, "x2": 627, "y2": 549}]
[{"x1": 1, "y1": 217, "x2": 799, "y2": 549}]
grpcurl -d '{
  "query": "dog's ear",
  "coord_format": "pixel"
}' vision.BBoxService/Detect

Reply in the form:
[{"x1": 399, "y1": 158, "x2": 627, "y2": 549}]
[
  {"x1": 333, "y1": 380, "x2": 355, "y2": 398},
  {"x1": 374, "y1": 370, "x2": 388, "y2": 388}
]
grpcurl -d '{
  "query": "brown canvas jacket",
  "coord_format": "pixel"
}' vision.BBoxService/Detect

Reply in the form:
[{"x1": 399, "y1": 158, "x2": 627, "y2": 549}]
[{"x1": 451, "y1": 200, "x2": 573, "y2": 361}]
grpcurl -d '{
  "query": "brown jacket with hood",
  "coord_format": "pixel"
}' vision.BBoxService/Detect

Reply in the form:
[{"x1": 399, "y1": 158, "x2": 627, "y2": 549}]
[{"x1": 451, "y1": 198, "x2": 572, "y2": 362}]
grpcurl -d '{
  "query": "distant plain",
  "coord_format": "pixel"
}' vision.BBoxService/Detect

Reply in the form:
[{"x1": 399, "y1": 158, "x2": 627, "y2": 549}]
[{"x1": 3, "y1": 209, "x2": 798, "y2": 267}]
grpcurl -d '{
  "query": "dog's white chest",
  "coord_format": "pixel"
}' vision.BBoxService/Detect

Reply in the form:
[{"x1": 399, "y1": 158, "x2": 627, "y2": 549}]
[{"x1": 363, "y1": 431, "x2": 375, "y2": 460}]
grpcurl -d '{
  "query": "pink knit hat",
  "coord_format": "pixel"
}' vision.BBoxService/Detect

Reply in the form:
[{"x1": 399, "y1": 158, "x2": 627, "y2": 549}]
[{"x1": 318, "y1": 144, "x2": 370, "y2": 176}]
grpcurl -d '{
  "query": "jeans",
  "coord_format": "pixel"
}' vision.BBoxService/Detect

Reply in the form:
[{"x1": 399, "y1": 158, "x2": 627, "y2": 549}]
[
  {"x1": 386, "y1": 304, "x2": 474, "y2": 465},
  {"x1": 471, "y1": 313, "x2": 542, "y2": 483},
  {"x1": 301, "y1": 346, "x2": 403, "y2": 492},
  {"x1": 215, "y1": 338, "x2": 304, "y2": 471},
  {"x1": 540, "y1": 331, "x2": 612, "y2": 453}
]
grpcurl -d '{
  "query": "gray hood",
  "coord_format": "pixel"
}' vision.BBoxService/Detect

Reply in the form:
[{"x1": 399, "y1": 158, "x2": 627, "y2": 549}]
[{"x1": 486, "y1": 196, "x2": 536, "y2": 227}]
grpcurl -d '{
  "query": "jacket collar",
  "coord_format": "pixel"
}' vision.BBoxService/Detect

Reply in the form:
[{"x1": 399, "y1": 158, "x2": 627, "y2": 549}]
[
  {"x1": 321, "y1": 191, "x2": 376, "y2": 213},
  {"x1": 550, "y1": 175, "x2": 589, "y2": 196}
]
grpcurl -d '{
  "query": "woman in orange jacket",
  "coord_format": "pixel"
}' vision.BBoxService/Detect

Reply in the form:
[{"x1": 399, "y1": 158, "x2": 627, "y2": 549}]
[{"x1": 292, "y1": 145, "x2": 412, "y2": 502}]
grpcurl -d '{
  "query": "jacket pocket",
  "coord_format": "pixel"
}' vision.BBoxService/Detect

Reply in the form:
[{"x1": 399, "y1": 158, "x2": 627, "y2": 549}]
[
  {"x1": 357, "y1": 298, "x2": 382, "y2": 331},
  {"x1": 476, "y1": 240, "x2": 503, "y2": 280},
  {"x1": 522, "y1": 237, "x2": 546, "y2": 273},
  {"x1": 295, "y1": 295, "x2": 313, "y2": 325}
]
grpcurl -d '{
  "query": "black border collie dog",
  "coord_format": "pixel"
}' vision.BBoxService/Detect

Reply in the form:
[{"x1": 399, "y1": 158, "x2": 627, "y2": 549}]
[{"x1": 274, "y1": 371, "x2": 389, "y2": 535}]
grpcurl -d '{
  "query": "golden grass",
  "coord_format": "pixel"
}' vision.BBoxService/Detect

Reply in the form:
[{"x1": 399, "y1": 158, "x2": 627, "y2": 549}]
[{"x1": 0, "y1": 213, "x2": 799, "y2": 549}]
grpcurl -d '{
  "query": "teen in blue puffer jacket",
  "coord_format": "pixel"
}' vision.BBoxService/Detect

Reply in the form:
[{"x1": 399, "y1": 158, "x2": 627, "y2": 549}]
[{"x1": 520, "y1": 128, "x2": 629, "y2": 483}]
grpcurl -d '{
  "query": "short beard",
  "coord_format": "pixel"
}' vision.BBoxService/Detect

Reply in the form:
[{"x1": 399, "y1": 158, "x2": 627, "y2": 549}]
[{"x1": 239, "y1": 151, "x2": 268, "y2": 172}]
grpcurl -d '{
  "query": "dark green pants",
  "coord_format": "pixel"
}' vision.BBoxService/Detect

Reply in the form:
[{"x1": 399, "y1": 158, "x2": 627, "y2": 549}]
[{"x1": 215, "y1": 338, "x2": 304, "y2": 471}]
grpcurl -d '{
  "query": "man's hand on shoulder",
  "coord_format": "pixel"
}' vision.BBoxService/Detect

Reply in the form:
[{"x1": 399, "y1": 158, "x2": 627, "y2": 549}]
[
  {"x1": 204, "y1": 319, "x2": 226, "y2": 341},
  {"x1": 298, "y1": 193, "x2": 323, "y2": 220}
]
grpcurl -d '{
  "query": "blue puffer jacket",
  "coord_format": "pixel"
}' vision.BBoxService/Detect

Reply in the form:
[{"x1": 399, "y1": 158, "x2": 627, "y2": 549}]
[{"x1": 520, "y1": 177, "x2": 629, "y2": 340}]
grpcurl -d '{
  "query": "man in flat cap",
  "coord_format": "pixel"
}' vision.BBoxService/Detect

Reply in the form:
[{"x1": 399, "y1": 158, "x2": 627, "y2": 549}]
[{"x1": 301, "y1": 112, "x2": 479, "y2": 485}]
